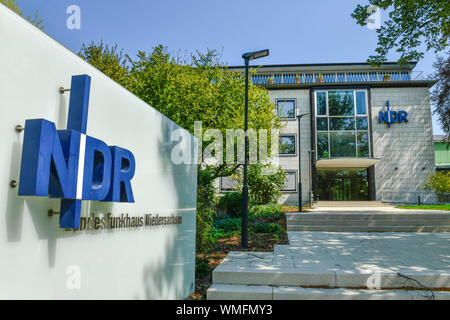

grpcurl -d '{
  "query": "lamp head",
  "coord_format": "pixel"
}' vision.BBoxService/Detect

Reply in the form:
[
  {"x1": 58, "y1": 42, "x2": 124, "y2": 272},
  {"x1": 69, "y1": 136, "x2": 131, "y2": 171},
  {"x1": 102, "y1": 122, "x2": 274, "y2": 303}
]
[
  {"x1": 242, "y1": 49, "x2": 269, "y2": 61},
  {"x1": 297, "y1": 113, "x2": 310, "y2": 119}
]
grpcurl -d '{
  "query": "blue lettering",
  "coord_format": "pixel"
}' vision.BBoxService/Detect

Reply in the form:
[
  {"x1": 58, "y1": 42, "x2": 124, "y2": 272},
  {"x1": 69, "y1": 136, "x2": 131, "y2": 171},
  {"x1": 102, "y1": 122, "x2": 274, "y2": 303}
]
[
  {"x1": 105, "y1": 146, "x2": 136, "y2": 202},
  {"x1": 18, "y1": 74, "x2": 135, "y2": 228},
  {"x1": 389, "y1": 111, "x2": 398, "y2": 123},
  {"x1": 18, "y1": 119, "x2": 80, "y2": 199},
  {"x1": 379, "y1": 111, "x2": 389, "y2": 123},
  {"x1": 399, "y1": 111, "x2": 408, "y2": 123}
]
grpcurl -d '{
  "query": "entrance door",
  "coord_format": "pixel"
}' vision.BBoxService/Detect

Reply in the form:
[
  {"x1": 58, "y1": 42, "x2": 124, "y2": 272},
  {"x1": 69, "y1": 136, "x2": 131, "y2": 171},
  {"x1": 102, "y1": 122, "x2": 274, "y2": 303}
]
[
  {"x1": 329, "y1": 178, "x2": 353, "y2": 201},
  {"x1": 317, "y1": 169, "x2": 369, "y2": 201}
]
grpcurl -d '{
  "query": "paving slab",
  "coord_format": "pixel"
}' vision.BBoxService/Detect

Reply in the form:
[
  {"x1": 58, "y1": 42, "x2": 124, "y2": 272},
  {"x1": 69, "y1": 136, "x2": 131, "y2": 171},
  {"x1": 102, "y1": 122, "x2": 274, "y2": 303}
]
[
  {"x1": 287, "y1": 231, "x2": 450, "y2": 274},
  {"x1": 212, "y1": 231, "x2": 450, "y2": 289},
  {"x1": 207, "y1": 284, "x2": 450, "y2": 300}
]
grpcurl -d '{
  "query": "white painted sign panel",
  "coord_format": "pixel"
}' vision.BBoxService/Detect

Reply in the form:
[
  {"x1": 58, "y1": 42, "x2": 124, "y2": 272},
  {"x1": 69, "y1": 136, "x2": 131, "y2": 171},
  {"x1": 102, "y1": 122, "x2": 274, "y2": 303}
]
[{"x1": 0, "y1": 4, "x2": 197, "y2": 299}]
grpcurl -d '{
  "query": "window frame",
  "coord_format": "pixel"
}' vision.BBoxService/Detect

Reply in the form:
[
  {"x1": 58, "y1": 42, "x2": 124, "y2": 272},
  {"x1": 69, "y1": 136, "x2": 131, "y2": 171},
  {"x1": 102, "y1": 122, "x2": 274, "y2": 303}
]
[
  {"x1": 279, "y1": 133, "x2": 297, "y2": 156},
  {"x1": 314, "y1": 89, "x2": 370, "y2": 159},
  {"x1": 275, "y1": 98, "x2": 297, "y2": 120},
  {"x1": 281, "y1": 170, "x2": 298, "y2": 193}
]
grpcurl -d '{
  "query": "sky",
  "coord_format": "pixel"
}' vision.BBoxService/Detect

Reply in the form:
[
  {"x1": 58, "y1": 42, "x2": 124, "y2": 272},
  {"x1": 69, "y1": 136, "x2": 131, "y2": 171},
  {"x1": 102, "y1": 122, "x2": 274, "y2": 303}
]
[{"x1": 17, "y1": 0, "x2": 444, "y2": 134}]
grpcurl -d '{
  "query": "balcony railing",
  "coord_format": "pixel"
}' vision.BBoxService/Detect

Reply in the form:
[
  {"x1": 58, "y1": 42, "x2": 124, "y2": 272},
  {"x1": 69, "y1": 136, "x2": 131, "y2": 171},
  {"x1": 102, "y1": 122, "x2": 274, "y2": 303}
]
[{"x1": 251, "y1": 71, "x2": 424, "y2": 85}]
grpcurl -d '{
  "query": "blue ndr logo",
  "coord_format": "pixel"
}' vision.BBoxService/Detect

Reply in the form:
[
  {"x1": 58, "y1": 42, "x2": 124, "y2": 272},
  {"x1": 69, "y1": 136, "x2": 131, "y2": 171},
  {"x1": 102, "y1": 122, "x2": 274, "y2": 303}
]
[
  {"x1": 18, "y1": 75, "x2": 136, "y2": 229},
  {"x1": 379, "y1": 100, "x2": 408, "y2": 127}
]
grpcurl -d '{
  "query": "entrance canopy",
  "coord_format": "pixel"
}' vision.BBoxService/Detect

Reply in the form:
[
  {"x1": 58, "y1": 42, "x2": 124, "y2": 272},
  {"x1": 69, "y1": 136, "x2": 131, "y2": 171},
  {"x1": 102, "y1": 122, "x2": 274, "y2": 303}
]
[{"x1": 316, "y1": 158, "x2": 380, "y2": 169}]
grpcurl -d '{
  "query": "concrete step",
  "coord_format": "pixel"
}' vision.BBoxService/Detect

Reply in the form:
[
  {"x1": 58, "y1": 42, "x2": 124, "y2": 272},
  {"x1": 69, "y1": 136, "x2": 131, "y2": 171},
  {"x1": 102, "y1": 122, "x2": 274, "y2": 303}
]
[
  {"x1": 207, "y1": 284, "x2": 450, "y2": 300},
  {"x1": 285, "y1": 219, "x2": 450, "y2": 227},
  {"x1": 314, "y1": 201, "x2": 393, "y2": 207},
  {"x1": 286, "y1": 213, "x2": 450, "y2": 222},
  {"x1": 212, "y1": 265, "x2": 450, "y2": 288},
  {"x1": 287, "y1": 225, "x2": 450, "y2": 232},
  {"x1": 286, "y1": 212, "x2": 450, "y2": 232}
]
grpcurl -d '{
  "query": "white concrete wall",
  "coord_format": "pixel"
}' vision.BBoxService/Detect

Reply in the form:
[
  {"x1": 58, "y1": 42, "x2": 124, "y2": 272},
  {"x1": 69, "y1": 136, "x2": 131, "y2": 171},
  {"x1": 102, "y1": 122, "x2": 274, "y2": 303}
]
[
  {"x1": 0, "y1": 5, "x2": 196, "y2": 299},
  {"x1": 269, "y1": 90, "x2": 311, "y2": 206},
  {"x1": 371, "y1": 87, "x2": 435, "y2": 203}
]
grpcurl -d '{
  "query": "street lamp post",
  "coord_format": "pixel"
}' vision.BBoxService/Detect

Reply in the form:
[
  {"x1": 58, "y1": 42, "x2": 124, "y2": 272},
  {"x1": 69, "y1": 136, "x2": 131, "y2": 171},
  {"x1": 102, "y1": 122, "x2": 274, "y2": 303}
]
[
  {"x1": 308, "y1": 149, "x2": 315, "y2": 208},
  {"x1": 241, "y1": 49, "x2": 269, "y2": 248},
  {"x1": 296, "y1": 113, "x2": 310, "y2": 212}
]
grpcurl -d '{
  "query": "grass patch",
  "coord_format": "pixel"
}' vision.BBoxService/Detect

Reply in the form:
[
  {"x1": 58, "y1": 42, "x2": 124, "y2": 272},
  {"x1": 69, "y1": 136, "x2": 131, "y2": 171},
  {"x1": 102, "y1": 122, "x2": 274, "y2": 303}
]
[{"x1": 396, "y1": 204, "x2": 450, "y2": 211}]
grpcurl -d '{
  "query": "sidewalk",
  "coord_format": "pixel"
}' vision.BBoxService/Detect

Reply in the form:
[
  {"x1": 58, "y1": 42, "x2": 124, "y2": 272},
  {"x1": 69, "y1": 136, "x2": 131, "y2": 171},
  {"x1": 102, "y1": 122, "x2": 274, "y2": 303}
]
[{"x1": 208, "y1": 231, "x2": 450, "y2": 299}]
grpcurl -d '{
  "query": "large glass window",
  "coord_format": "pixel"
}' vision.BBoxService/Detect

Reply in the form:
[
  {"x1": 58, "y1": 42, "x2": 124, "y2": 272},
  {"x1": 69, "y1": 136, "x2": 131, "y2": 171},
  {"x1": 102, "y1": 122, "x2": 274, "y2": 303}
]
[
  {"x1": 356, "y1": 91, "x2": 367, "y2": 115},
  {"x1": 279, "y1": 135, "x2": 296, "y2": 155},
  {"x1": 317, "y1": 92, "x2": 327, "y2": 115},
  {"x1": 276, "y1": 99, "x2": 296, "y2": 119},
  {"x1": 330, "y1": 132, "x2": 356, "y2": 157},
  {"x1": 315, "y1": 90, "x2": 370, "y2": 159},
  {"x1": 328, "y1": 91, "x2": 354, "y2": 116},
  {"x1": 330, "y1": 117, "x2": 355, "y2": 131},
  {"x1": 356, "y1": 117, "x2": 368, "y2": 130},
  {"x1": 317, "y1": 132, "x2": 329, "y2": 159},
  {"x1": 357, "y1": 131, "x2": 369, "y2": 157}
]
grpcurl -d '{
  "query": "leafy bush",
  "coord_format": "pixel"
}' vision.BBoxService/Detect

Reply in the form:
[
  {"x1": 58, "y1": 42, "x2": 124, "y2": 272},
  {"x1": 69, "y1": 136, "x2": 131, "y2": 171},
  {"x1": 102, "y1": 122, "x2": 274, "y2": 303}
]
[
  {"x1": 195, "y1": 169, "x2": 217, "y2": 253},
  {"x1": 195, "y1": 256, "x2": 210, "y2": 278},
  {"x1": 251, "y1": 222, "x2": 284, "y2": 234},
  {"x1": 250, "y1": 203, "x2": 284, "y2": 221},
  {"x1": 248, "y1": 164, "x2": 287, "y2": 204},
  {"x1": 214, "y1": 217, "x2": 241, "y2": 233},
  {"x1": 423, "y1": 172, "x2": 450, "y2": 203},
  {"x1": 196, "y1": 209, "x2": 216, "y2": 253},
  {"x1": 216, "y1": 192, "x2": 242, "y2": 218},
  {"x1": 232, "y1": 164, "x2": 287, "y2": 205}
]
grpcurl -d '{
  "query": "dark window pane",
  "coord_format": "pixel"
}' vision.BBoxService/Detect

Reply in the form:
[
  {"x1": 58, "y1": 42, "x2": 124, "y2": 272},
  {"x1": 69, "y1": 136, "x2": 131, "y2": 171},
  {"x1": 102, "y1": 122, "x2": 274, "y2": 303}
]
[
  {"x1": 328, "y1": 91, "x2": 354, "y2": 116},
  {"x1": 279, "y1": 136, "x2": 296, "y2": 155},
  {"x1": 330, "y1": 117, "x2": 355, "y2": 130},
  {"x1": 356, "y1": 117, "x2": 368, "y2": 130},
  {"x1": 330, "y1": 132, "x2": 356, "y2": 157},
  {"x1": 356, "y1": 91, "x2": 367, "y2": 115},
  {"x1": 316, "y1": 118, "x2": 328, "y2": 131},
  {"x1": 317, "y1": 92, "x2": 326, "y2": 115},
  {"x1": 317, "y1": 132, "x2": 329, "y2": 159},
  {"x1": 277, "y1": 100, "x2": 295, "y2": 118},
  {"x1": 357, "y1": 131, "x2": 369, "y2": 157}
]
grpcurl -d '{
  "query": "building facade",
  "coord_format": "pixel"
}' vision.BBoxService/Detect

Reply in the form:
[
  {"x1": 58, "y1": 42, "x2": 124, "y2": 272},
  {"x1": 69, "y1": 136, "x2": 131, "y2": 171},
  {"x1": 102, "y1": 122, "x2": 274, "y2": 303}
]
[
  {"x1": 220, "y1": 62, "x2": 436, "y2": 205},
  {"x1": 434, "y1": 135, "x2": 450, "y2": 173}
]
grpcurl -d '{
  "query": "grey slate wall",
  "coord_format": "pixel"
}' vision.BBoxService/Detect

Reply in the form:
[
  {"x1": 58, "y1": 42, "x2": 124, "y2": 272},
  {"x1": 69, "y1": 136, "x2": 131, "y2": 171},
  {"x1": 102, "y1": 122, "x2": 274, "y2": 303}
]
[{"x1": 371, "y1": 87, "x2": 435, "y2": 203}]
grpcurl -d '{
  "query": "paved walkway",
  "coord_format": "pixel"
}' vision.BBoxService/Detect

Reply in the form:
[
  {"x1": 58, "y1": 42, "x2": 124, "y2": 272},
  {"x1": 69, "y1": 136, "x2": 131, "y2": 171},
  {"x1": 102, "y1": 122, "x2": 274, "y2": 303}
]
[
  {"x1": 218, "y1": 231, "x2": 450, "y2": 287},
  {"x1": 286, "y1": 231, "x2": 450, "y2": 273},
  {"x1": 210, "y1": 207, "x2": 450, "y2": 299}
]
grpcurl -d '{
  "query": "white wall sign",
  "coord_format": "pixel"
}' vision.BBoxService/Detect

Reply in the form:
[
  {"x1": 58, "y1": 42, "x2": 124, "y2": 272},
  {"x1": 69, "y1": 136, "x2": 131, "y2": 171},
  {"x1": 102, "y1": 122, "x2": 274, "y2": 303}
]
[{"x1": 0, "y1": 4, "x2": 197, "y2": 300}]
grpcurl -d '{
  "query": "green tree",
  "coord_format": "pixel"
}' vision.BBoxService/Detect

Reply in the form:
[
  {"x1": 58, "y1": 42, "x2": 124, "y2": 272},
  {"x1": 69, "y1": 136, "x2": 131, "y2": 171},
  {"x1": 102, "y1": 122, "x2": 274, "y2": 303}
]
[
  {"x1": 1, "y1": 0, "x2": 44, "y2": 29},
  {"x1": 78, "y1": 41, "x2": 130, "y2": 87},
  {"x1": 80, "y1": 43, "x2": 280, "y2": 180},
  {"x1": 351, "y1": 0, "x2": 449, "y2": 65},
  {"x1": 246, "y1": 164, "x2": 287, "y2": 205},
  {"x1": 231, "y1": 163, "x2": 287, "y2": 205},
  {"x1": 79, "y1": 43, "x2": 281, "y2": 252},
  {"x1": 352, "y1": 1, "x2": 450, "y2": 139},
  {"x1": 430, "y1": 54, "x2": 450, "y2": 138},
  {"x1": 423, "y1": 171, "x2": 450, "y2": 203}
]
